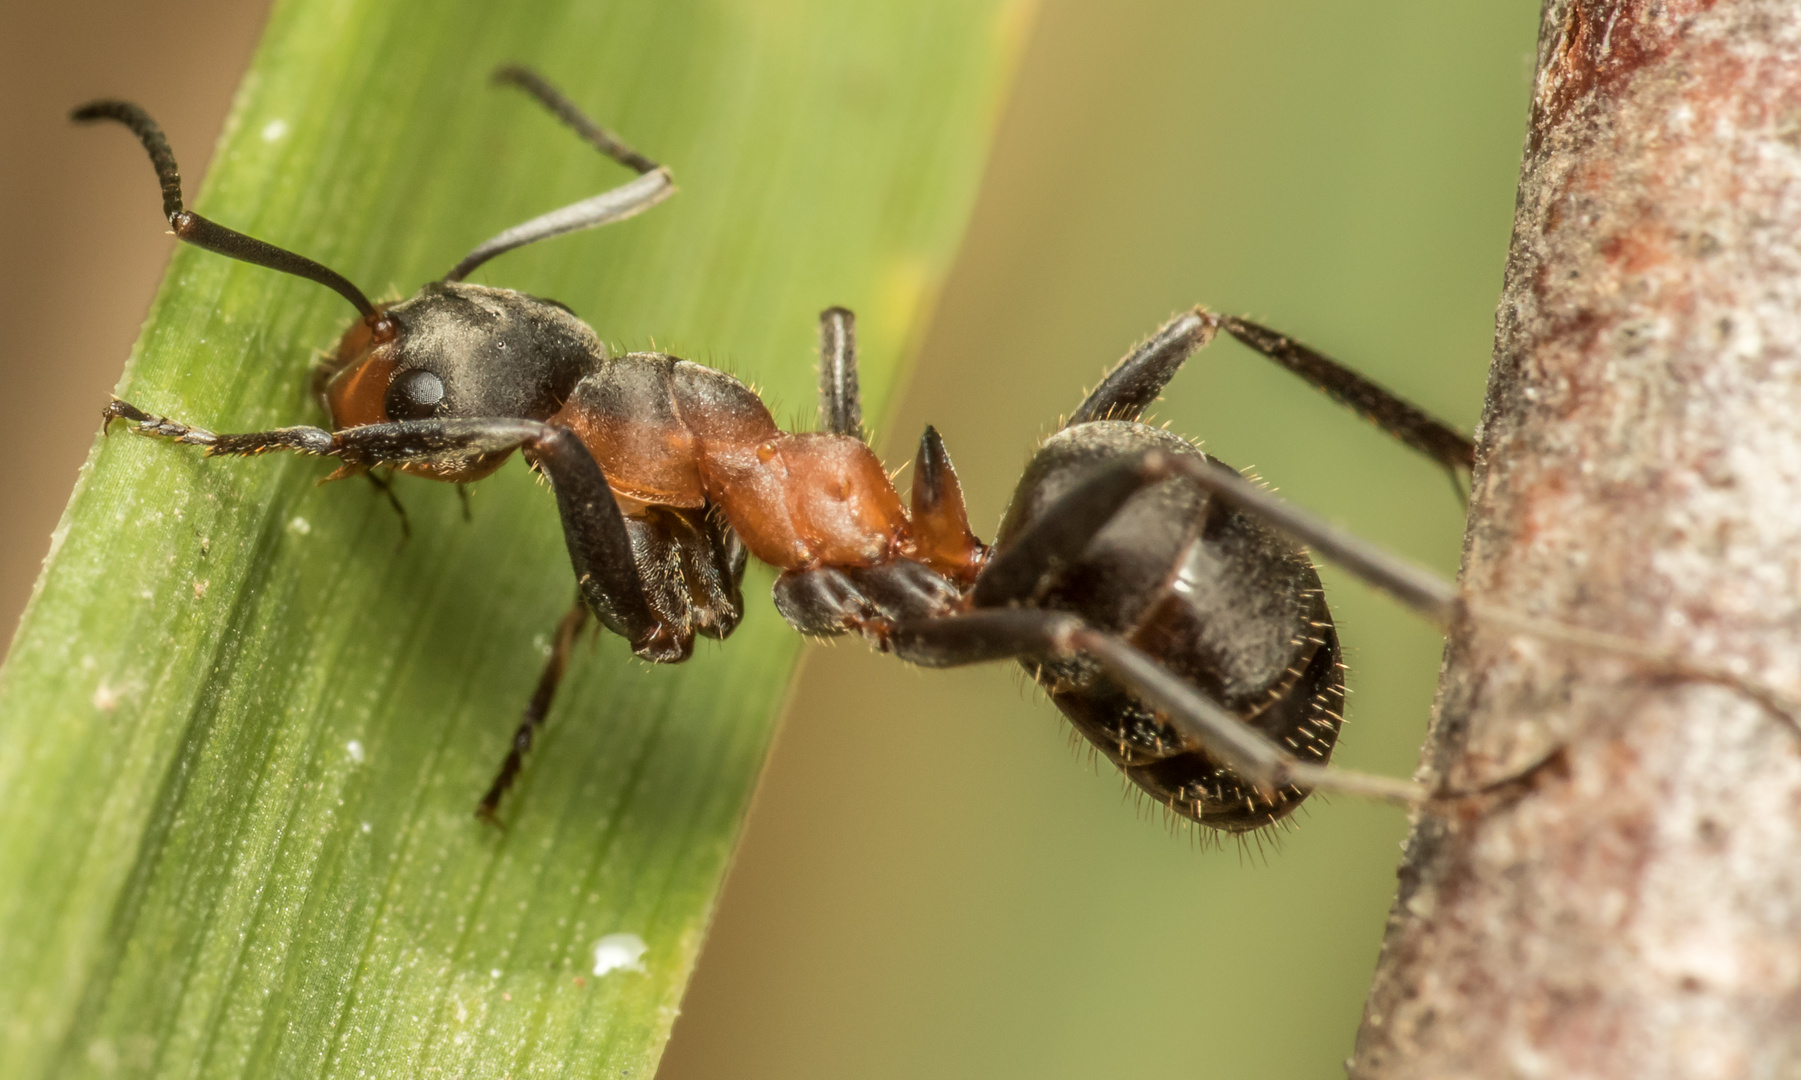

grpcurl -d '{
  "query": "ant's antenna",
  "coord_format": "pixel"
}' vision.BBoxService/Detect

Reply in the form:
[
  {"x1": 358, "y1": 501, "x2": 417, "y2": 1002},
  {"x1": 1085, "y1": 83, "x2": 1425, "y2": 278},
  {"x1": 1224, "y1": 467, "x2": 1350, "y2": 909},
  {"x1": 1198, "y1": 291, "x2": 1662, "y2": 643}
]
[
  {"x1": 72, "y1": 100, "x2": 381, "y2": 322},
  {"x1": 443, "y1": 66, "x2": 675, "y2": 283},
  {"x1": 493, "y1": 65, "x2": 658, "y2": 174}
]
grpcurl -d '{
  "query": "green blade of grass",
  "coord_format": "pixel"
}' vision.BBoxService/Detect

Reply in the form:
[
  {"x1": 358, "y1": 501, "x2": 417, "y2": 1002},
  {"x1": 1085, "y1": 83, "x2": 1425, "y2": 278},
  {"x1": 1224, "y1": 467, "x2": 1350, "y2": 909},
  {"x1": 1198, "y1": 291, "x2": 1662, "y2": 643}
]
[{"x1": 0, "y1": 2, "x2": 1026, "y2": 1075}]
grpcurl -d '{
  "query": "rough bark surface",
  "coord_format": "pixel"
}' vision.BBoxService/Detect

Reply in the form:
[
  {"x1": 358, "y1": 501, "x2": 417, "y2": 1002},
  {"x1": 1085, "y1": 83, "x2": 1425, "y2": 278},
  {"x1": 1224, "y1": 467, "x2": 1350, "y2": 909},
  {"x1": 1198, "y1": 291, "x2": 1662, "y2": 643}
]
[{"x1": 1350, "y1": 2, "x2": 1801, "y2": 1078}]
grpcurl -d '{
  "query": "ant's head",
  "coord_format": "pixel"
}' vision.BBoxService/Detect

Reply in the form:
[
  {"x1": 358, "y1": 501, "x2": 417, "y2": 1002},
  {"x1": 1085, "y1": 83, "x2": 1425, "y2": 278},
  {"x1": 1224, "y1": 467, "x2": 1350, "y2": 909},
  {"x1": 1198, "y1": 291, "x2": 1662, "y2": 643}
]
[{"x1": 321, "y1": 282, "x2": 601, "y2": 429}]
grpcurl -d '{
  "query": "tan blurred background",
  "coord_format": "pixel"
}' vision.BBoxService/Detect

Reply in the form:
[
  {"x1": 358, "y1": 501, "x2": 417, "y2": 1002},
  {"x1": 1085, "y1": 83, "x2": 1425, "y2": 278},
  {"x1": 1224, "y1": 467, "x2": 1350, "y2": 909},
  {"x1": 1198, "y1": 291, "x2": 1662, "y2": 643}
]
[{"x1": 0, "y1": 1, "x2": 1536, "y2": 1076}]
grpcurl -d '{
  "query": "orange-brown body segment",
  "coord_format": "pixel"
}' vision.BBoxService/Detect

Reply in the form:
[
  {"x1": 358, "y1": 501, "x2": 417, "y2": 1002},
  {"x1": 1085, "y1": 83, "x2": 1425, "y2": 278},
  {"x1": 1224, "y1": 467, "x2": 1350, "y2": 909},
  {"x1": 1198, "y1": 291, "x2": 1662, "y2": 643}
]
[
  {"x1": 696, "y1": 432, "x2": 910, "y2": 569},
  {"x1": 547, "y1": 386, "x2": 911, "y2": 570},
  {"x1": 321, "y1": 313, "x2": 395, "y2": 429},
  {"x1": 909, "y1": 431, "x2": 986, "y2": 584}
]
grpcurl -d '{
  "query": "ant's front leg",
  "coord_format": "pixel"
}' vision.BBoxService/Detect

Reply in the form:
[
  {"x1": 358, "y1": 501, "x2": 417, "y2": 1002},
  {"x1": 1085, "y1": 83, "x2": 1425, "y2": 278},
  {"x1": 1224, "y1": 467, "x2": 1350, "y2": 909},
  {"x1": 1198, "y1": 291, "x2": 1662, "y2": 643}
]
[
  {"x1": 103, "y1": 399, "x2": 549, "y2": 469},
  {"x1": 104, "y1": 399, "x2": 672, "y2": 656},
  {"x1": 362, "y1": 470, "x2": 411, "y2": 539}
]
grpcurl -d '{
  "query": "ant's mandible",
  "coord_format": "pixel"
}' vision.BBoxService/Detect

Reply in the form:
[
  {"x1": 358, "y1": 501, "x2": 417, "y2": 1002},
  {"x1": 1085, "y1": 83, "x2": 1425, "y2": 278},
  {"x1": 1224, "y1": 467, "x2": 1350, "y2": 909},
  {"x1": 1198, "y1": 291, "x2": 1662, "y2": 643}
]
[{"x1": 84, "y1": 67, "x2": 1480, "y2": 832}]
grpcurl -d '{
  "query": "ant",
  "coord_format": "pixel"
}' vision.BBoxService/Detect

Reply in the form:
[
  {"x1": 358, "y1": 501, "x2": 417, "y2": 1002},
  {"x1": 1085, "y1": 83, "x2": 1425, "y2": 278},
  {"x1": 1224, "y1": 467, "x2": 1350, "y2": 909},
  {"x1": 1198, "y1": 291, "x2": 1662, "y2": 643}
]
[{"x1": 84, "y1": 66, "x2": 1505, "y2": 833}]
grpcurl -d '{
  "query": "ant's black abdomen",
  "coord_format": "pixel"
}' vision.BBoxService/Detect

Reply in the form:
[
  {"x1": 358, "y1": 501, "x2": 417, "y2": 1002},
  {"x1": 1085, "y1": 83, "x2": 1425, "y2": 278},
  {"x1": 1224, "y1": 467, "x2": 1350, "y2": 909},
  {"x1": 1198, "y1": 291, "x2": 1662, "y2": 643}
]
[{"x1": 996, "y1": 422, "x2": 1345, "y2": 831}]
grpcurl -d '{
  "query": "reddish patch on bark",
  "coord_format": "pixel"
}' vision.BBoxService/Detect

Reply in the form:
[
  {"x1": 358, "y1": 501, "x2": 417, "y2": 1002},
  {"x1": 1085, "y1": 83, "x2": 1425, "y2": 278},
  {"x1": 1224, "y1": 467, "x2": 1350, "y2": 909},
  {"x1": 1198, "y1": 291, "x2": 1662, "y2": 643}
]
[
  {"x1": 1532, "y1": 0, "x2": 1719, "y2": 146},
  {"x1": 1598, "y1": 220, "x2": 1672, "y2": 275}
]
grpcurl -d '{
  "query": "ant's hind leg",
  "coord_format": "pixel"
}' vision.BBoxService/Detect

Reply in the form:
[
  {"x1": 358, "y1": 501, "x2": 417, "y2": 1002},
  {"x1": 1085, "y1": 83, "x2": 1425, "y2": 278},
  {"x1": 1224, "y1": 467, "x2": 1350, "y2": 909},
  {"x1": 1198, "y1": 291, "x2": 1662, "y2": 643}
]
[
  {"x1": 816, "y1": 307, "x2": 863, "y2": 439},
  {"x1": 1150, "y1": 451, "x2": 1801, "y2": 733},
  {"x1": 477, "y1": 598, "x2": 590, "y2": 822},
  {"x1": 887, "y1": 607, "x2": 1422, "y2": 807},
  {"x1": 1068, "y1": 309, "x2": 1217, "y2": 426},
  {"x1": 969, "y1": 445, "x2": 1458, "y2": 623},
  {"x1": 1066, "y1": 308, "x2": 1474, "y2": 482},
  {"x1": 1156, "y1": 452, "x2": 1459, "y2": 622},
  {"x1": 1214, "y1": 315, "x2": 1474, "y2": 476},
  {"x1": 970, "y1": 452, "x2": 1164, "y2": 607}
]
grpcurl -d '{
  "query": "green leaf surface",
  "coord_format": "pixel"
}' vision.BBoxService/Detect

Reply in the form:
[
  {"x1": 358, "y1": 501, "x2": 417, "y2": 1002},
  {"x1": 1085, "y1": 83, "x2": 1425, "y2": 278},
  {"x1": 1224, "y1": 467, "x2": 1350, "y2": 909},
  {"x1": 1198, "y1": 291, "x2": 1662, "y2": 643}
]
[{"x1": 0, "y1": 2, "x2": 1023, "y2": 1076}]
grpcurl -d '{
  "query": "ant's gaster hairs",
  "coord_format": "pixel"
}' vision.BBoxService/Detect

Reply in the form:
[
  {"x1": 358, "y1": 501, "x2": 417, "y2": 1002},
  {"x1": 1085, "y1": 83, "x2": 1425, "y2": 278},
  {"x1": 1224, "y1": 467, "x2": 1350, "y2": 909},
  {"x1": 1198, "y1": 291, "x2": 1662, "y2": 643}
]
[{"x1": 71, "y1": 100, "x2": 382, "y2": 323}]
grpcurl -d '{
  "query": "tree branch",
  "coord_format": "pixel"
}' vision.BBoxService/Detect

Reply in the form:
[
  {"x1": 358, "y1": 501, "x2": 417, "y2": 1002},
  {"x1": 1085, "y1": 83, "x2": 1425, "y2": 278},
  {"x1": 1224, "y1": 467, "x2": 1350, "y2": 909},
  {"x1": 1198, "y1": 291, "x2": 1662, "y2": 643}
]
[{"x1": 1351, "y1": 2, "x2": 1801, "y2": 1076}]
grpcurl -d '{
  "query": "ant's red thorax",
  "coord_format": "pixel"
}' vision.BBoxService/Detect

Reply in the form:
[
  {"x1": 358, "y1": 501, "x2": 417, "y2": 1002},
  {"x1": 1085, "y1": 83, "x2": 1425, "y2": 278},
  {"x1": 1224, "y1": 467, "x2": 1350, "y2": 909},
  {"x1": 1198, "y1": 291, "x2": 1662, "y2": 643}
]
[
  {"x1": 710, "y1": 432, "x2": 911, "y2": 569},
  {"x1": 549, "y1": 383, "x2": 911, "y2": 571}
]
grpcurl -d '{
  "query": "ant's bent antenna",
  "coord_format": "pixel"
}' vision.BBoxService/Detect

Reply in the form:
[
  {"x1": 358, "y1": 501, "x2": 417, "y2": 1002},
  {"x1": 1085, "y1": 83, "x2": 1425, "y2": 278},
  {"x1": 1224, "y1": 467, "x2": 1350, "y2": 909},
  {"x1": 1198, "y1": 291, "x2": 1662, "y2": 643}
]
[
  {"x1": 444, "y1": 66, "x2": 675, "y2": 283},
  {"x1": 72, "y1": 100, "x2": 381, "y2": 322},
  {"x1": 493, "y1": 65, "x2": 659, "y2": 174}
]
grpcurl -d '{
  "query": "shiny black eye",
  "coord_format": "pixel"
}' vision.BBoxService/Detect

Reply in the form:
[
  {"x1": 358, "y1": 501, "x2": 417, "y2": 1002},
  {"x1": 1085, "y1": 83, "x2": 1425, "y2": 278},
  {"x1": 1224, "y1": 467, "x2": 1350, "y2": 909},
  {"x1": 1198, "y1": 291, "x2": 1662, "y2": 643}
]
[{"x1": 384, "y1": 368, "x2": 444, "y2": 421}]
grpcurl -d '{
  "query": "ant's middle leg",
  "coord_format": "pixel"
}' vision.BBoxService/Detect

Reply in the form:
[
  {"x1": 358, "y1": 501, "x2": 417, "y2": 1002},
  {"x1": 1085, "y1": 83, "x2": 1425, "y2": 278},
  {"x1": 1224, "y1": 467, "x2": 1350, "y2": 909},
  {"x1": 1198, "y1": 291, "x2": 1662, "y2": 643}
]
[
  {"x1": 886, "y1": 607, "x2": 1422, "y2": 807},
  {"x1": 363, "y1": 469, "x2": 411, "y2": 538},
  {"x1": 478, "y1": 597, "x2": 590, "y2": 822},
  {"x1": 476, "y1": 507, "x2": 746, "y2": 820}
]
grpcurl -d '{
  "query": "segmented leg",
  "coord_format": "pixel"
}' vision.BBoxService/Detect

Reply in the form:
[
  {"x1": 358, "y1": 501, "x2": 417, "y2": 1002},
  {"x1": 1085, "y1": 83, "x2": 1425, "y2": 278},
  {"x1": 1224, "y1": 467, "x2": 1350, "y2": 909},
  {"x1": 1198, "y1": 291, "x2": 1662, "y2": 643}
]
[
  {"x1": 102, "y1": 399, "x2": 677, "y2": 658},
  {"x1": 364, "y1": 469, "x2": 411, "y2": 538},
  {"x1": 1217, "y1": 314, "x2": 1474, "y2": 474},
  {"x1": 816, "y1": 306, "x2": 863, "y2": 439},
  {"x1": 1068, "y1": 307, "x2": 1474, "y2": 479},
  {"x1": 971, "y1": 445, "x2": 1456, "y2": 623},
  {"x1": 886, "y1": 607, "x2": 1420, "y2": 806},
  {"x1": 1067, "y1": 310, "x2": 1216, "y2": 425},
  {"x1": 477, "y1": 599, "x2": 590, "y2": 822}
]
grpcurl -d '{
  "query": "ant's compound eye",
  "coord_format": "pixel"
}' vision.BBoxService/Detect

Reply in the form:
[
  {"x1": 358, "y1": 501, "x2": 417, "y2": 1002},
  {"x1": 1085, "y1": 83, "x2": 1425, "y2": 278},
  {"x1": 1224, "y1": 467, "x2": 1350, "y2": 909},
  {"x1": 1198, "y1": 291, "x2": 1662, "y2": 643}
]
[{"x1": 385, "y1": 368, "x2": 445, "y2": 421}]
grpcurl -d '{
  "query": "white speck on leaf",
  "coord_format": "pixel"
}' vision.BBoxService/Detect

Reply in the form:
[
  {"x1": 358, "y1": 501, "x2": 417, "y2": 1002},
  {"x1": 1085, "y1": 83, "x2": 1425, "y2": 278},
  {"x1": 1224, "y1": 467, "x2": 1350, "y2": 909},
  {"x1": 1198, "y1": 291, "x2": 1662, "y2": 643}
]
[
  {"x1": 92, "y1": 681, "x2": 122, "y2": 712},
  {"x1": 262, "y1": 118, "x2": 288, "y2": 142},
  {"x1": 592, "y1": 933, "x2": 648, "y2": 977},
  {"x1": 346, "y1": 740, "x2": 366, "y2": 764}
]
